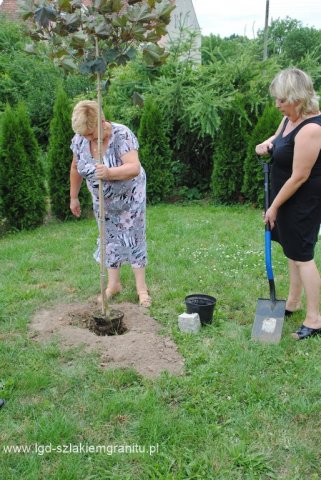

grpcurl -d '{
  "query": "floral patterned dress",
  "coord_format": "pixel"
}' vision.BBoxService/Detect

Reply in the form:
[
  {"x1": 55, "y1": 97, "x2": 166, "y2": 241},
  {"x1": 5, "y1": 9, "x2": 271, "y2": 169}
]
[{"x1": 70, "y1": 122, "x2": 147, "y2": 269}]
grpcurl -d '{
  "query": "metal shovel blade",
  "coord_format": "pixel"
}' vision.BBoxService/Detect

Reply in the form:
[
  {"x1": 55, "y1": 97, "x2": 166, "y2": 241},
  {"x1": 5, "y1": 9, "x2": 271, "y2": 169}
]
[{"x1": 251, "y1": 298, "x2": 286, "y2": 343}]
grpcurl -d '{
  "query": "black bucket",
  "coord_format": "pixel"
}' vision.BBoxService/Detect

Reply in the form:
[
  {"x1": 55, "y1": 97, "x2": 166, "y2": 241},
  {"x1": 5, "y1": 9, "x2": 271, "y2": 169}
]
[{"x1": 185, "y1": 294, "x2": 216, "y2": 325}]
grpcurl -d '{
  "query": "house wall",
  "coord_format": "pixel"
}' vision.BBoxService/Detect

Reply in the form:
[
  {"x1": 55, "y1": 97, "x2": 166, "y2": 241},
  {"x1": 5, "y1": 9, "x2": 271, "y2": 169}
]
[
  {"x1": 161, "y1": 0, "x2": 201, "y2": 63},
  {"x1": 0, "y1": 0, "x2": 20, "y2": 17}
]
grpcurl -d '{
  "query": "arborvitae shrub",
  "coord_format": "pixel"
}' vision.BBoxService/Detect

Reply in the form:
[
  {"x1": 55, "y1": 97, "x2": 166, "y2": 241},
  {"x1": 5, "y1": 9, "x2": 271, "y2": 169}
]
[
  {"x1": 48, "y1": 88, "x2": 91, "y2": 220},
  {"x1": 0, "y1": 103, "x2": 47, "y2": 230},
  {"x1": 15, "y1": 103, "x2": 47, "y2": 199},
  {"x1": 138, "y1": 96, "x2": 174, "y2": 203},
  {"x1": 211, "y1": 111, "x2": 250, "y2": 204},
  {"x1": 242, "y1": 104, "x2": 282, "y2": 206}
]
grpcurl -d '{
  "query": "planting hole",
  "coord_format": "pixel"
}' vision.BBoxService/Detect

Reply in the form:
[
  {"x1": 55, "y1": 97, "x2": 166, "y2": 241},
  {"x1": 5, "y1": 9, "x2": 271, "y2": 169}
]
[{"x1": 69, "y1": 310, "x2": 127, "y2": 336}]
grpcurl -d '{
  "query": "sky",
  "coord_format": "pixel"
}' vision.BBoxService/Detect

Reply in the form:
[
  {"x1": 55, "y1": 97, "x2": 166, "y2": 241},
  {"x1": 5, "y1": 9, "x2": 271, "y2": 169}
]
[{"x1": 192, "y1": 0, "x2": 321, "y2": 38}]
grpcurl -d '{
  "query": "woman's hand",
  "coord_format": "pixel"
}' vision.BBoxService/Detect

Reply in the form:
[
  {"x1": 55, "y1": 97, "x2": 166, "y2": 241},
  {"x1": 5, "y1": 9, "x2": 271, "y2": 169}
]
[
  {"x1": 95, "y1": 164, "x2": 109, "y2": 180},
  {"x1": 264, "y1": 205, "x2": 278, "y2": 229},
  {"x1": 70, "y1": 198, "x2": 81, "y2": 217},
  {"x1": 255, "y1": 142, "x2": 274, "y2": 156}
]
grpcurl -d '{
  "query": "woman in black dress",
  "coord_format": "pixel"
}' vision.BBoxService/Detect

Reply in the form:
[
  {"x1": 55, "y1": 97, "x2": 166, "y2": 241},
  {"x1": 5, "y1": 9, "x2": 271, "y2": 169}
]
[{"x1": 256, "y1": 68, "x2": 321, "y2": 340}]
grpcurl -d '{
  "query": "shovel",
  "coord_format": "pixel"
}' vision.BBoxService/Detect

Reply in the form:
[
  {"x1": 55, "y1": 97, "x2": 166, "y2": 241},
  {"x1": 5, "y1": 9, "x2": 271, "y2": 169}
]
[{"x1": 251, "y1": 161, "x2": 286, "y2": 343}]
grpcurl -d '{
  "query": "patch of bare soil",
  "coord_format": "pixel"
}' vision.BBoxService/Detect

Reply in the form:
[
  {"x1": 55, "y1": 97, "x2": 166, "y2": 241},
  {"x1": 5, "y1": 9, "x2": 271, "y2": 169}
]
[{"x1": 30, "y1": 299, "x2": 185, "y2": 379}]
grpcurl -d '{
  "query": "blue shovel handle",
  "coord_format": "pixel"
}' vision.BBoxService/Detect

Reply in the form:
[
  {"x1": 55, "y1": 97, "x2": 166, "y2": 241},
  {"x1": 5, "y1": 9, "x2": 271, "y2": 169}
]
[{"x1": 263, "y1": 162, "x2": 276, "y2": 303}]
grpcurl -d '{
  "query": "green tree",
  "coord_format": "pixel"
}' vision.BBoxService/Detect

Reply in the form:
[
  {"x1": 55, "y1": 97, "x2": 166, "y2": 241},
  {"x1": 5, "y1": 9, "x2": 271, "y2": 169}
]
[
  {"x1": 0, "y1": 103, "x2": 46, "y2": 230},
  {"x1": 201, "y1": 33, "x2": 251, "y2": 65},
  {"x1": 242, "y1": 104, "x2": 282, "y2": 206},
  {"x1": 257, "y1": 17, "x2": 302, "y2": 57},
  {"x1": 15, "y1": 102, "x2": 47, "y2": 198},
  {"x1": 283, "y1": 27, "x2": 321, "y2": 63},
  {"x1": 138, "y1": 96, "x2": 174, "y2": 203},
  {"x1": 19, "y1": 0, "x2": 175, "y2": 76},
  {"x1": 211, "y1": 107, "x2": 250, "y2": 204},
  {"x1": 48, "y1": 88, "x2": 91, "y2": 220}
]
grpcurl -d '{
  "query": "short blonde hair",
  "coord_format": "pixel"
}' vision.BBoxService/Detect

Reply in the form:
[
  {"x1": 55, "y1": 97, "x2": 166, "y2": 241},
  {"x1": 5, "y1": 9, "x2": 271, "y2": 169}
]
[
  {"x1": 269, "y1": 68, "x2": 320, "y2": 116},
  {"x1": 72, "y1": 100, "x2": 103, "y2": 135}
]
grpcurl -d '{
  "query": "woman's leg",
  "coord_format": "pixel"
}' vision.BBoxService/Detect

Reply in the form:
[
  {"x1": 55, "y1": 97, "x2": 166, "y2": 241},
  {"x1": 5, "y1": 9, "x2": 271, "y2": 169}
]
[
  {"x1": 286, "y1": 259, "x2": 303, "y2": 311},
  {"x1": 295, "y1": 259, "x2": 321, "y2": 328},
  {"x1": 106, "y1": 267, "x2": 122, "y2": 298},
  {"x1": 132, "y1": 266, "x2": 151, "y2": 307}
]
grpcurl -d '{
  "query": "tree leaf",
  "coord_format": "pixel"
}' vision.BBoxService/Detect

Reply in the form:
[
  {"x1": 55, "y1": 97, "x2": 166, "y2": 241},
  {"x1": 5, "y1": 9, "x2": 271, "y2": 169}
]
[
  {"x1": 117, "y1": 53, "x2": 132, "y2": 65},
  {"x1": 60, "y1": 57, "x2": 78, "y2": 72},
  {"x1": 70, "y1": 0, "x2": 83, "y2": 7},
  {"x1": 79, "y1": 60, "x2": 94, "y2": 74},
  {"x1": 154, "y1": 24, "x2": 168, "y2": 37},
  {"x1": 132, "y1": 91, "x2": 144, "y2": 107},
  {"x1": 57, "y1": 0, "x2": 73, "y2": 13},
  {"x1": 127, "y1": 4, "x2": 153, "y2": 23},
  {"x1": 112, "y1": 0, "x2": 123, "y2": 13},
  {"x1": 145, "y1": 30, "x2": 163, "y2": 42},
  {"x1": 102, "y1": 79, "x2": 110, "y2": 91},
  {"x1": 112, "y1": 15, "x2": 128, "y2": 28},
  {"x1": 54, "y1": 20, "x2": 71, "y2": 36},
  {"x1": 17, "y1": 0, "x2": 35, "y2": 20},
  {"x1": 34, "y1": 6, "x2": 57, "y2": 27},
  {"x1": 142, "y1": 43, "x2": 168, "y2": 66},
  {"x1": 95, "y1": 22, "x2": 113, "y2": 38},
  {"x1": 93, "y1": 0, "x2": 118, "y2": 14},
  {"x1": 155, "y1": 1, "x2": 176, "y2": 23},
  {"x1": 103, "y1": 48, "x2": 120, "y2": 63},
  {"x1": 69, "y1": 31, "x2": 88, "y2": 48},
  {"x1": 130, "y1": 23, "x2": 146, "y2": 41},
  {"x1": 146, "y1": 0, "x2": 156, "y2": 8},
  {"x1": 94, "y1": 0, "x2": 113, "y2": 13},
  {"x1": 92, "y1": 58, "x2": 107, "y2": 73},
  {"x1": 125, "y1": 46, "x2": 136, "y2": 60},
  {"x1": 51, "y1": 47, "x2": 70, "y2": 58},
  {"x1": 79, "y1": 57, "x2": 107, "y2": 74},
  {"x1": 63, "y1": 12, "x2": 81, "y2": 31}
]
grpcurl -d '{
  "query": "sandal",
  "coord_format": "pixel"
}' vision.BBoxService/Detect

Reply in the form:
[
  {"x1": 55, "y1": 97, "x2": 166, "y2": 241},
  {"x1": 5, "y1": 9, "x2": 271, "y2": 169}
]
[
  {"x1": 285, "y1": 301, "x2": 302, "y2": 317},
  {"x1": 138, "y1": 290, "x2": 152, "y2": 307},
  {"x1": 285, "y1": 309, "x2": 301, "y2": 317},
  {"x1": 292, "y1": 324, "x2": 321, "y2": 340}
]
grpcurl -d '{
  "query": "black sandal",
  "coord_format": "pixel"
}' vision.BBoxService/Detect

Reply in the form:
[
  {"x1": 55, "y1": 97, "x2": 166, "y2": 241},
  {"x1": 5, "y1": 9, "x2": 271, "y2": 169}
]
[
  {"x1": 293, "y1": 324, "x2": 321, "y2": 340},
  {"x1": 285, "y1": 309, "x2": 301, "y2": 317}
]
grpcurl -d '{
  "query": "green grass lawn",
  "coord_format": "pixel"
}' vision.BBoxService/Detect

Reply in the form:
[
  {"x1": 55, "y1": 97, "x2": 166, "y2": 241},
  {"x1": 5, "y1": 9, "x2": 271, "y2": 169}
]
[{"x1": 0, "y1": 203, "x2": 320, "y2": 479}]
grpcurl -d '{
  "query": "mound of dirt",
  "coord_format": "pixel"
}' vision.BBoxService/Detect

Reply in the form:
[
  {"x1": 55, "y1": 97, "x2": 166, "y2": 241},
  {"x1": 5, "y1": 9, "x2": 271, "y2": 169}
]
[{"x1": 30, "y1": 299, "x2": 185, "y2": 379}]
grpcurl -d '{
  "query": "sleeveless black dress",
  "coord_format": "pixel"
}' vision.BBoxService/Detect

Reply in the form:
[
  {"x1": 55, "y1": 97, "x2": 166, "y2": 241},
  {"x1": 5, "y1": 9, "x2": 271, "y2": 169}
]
[{"x1": 270, "y1": 115, "x2": 321, "y2": 261}]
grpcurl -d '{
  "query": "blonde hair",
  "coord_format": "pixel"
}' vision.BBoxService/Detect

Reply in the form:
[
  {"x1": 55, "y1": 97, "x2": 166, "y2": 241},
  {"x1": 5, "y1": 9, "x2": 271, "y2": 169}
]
[
  {"x1": 72, "y1": 100, "x2": 103, "y2": 135},
  {"x1": 269, "y1": 68, "x2": 320, "y2": 116}
]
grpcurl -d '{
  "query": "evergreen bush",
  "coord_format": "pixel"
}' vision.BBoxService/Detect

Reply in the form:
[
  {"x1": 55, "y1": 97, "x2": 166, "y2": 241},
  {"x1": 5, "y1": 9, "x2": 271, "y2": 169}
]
[
  {"x1": 48, "y1": 88, "x2": 92, "y2": 221},
  {"x1": 138, "y1": 96, "x2": 174, "y2": 203},
  {"x1": 0, "y1": 103, "x2": 47, "y2": 230},
  {"x1": 242, "y1": 104, "x2": 282, "y2": 206},
  {"x1": 15, "y1": 103, "x2": 47, "y2": 198},
  {"x1": 211, "y1": 110, "x2": 250, "y2": 204}
]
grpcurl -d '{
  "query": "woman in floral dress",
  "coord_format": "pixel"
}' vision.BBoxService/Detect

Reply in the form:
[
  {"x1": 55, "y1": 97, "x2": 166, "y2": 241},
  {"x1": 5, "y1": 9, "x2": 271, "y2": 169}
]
[{"x1": 70, "y1": 100, "x2": 151, "y2": 307}]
